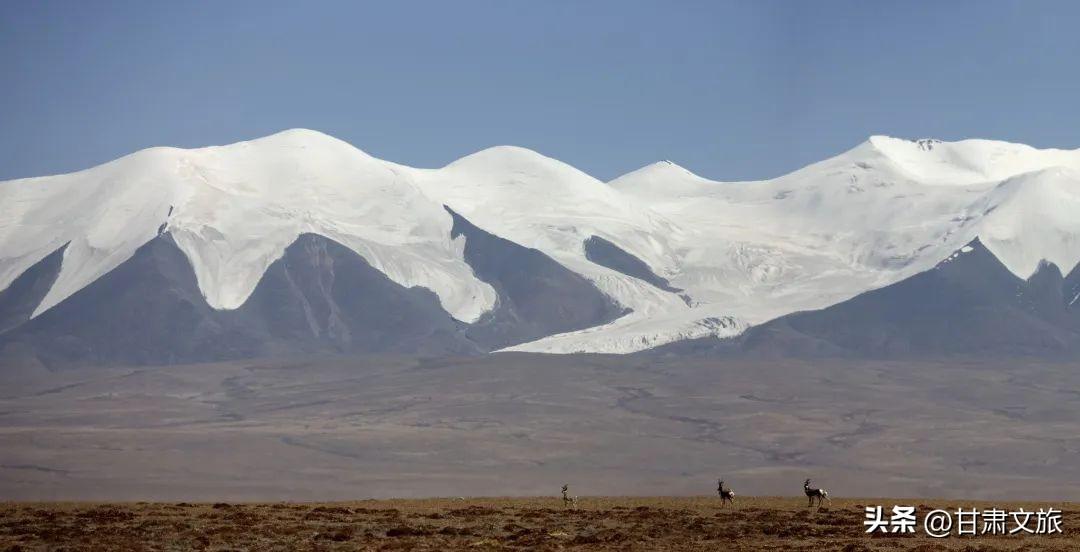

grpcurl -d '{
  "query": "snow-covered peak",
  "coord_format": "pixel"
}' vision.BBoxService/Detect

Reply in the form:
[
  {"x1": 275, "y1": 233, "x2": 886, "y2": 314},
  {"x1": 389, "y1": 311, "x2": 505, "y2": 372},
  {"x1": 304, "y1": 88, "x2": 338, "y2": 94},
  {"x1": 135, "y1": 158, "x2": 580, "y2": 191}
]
[
  {"x1": 428, "y1": 144, "x2": 673, "y2": 237},
  {"x1": 444, "y1": 144, "x2": 559, "y2": 169},
  {"x1": 417, "y1": 144, "x2": 687, "y2": 326},
  {"x1": 608, "y1": 160, "x2": 717, "y2": 198},
  {"x1": 245, "y1": 127, "x2": 351, "y2": 145},
  {"x1": 202, "y1": 128, "x2": 379, "y2": 165},
  {"x1": 602, "y1": 134, "x2": 1080, "y2": 352},
  {"x1": 163, "y1": 128, "x2": 487, "y2": 315},
  {"x1": 440, "y1": 145, "x2": 633, "y2": 210},
  {"x1": 864, "y1": 135, "x2": 1080, "y2": 185},
  {"x1": 0, "y1": 129, "x2": 498, "y2": 322}
]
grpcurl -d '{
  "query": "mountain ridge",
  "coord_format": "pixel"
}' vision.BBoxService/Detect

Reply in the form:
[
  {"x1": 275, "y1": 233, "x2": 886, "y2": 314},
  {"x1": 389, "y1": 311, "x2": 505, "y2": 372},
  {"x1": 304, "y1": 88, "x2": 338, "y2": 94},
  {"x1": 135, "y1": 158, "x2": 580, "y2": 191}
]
[{"x1": 2, "y1": 129, "x2": 1079, "y2": 360}]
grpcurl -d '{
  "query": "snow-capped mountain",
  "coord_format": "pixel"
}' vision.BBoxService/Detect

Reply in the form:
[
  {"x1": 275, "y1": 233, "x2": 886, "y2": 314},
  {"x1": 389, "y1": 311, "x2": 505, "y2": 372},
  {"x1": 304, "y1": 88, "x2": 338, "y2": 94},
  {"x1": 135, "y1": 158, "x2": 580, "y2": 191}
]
[
  {"x1": 514, "y1": 135, "x2": 1080, "y2": 354},
  {"x1": 0, "y1": 129, "x2": 496, "y2": 322},
  {"x1": 1, "y1": 129, "x2": 1078, "y2": 364}
]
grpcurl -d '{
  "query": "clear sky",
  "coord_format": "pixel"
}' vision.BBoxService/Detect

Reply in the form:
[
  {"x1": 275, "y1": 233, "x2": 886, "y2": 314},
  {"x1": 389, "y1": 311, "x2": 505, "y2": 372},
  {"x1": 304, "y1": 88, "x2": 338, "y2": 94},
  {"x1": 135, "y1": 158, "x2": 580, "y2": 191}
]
[{"x1": 2, "y1": 0, "x2": 1078, "y2": 182}]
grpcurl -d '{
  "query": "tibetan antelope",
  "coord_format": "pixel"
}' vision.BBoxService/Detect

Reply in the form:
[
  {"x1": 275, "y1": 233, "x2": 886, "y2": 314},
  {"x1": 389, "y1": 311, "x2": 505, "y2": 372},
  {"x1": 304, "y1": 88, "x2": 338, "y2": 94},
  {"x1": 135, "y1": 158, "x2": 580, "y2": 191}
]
[
  {"x1": 561, "y1": 484, "x2": 578, "y2": 508},
  {"x1": 717, "y1": 479, "x2": 735, "y2": 507},
  {"x1": 803, "y1": 478, "x2": 829, "y2": 507}
]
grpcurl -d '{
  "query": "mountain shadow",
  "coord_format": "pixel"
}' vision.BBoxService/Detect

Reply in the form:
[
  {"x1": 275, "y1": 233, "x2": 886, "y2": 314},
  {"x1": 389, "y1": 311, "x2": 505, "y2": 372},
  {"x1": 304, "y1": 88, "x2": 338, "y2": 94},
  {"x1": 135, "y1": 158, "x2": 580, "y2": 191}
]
[
  {"x1": 447, "y1": 207, "x2": 626, "y2": 350},
  {"x1": 737, "y1": 239, "x2": 1080, "y2": 358},
  {"x1": 0, "y1": 245, "x2": 66, "y2": 336},
  {"x1": 648, "y1": 239, "x2": 1080, "y2": 359},
  {"x1": 583, "y1": 235, "x2": 682, "y2": 293},
  {"x1": 0, "y1": 233, "x2": 480, "y2": 367}
]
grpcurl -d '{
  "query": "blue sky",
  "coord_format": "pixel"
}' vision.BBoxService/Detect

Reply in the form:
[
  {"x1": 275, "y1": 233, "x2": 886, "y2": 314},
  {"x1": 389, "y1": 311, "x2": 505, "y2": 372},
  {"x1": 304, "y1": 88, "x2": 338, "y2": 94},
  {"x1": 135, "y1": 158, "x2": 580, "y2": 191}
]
[{"x1": 1, "y1": 1, "x2": 1078, "y2": 182}]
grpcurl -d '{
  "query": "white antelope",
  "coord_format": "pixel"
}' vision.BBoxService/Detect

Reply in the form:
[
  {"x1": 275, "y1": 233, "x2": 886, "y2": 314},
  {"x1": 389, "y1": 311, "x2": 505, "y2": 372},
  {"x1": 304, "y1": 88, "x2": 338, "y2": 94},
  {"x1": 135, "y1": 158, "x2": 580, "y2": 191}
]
[
  {"x1": 717, "y1": 478, "x2": 736, "y2": 507},
  {"x1": 561, "y1": 484, "x2": 578, "y2": 508},
  {"x1": 803, "y1": 478, "x2": 829, "y2": 507}
]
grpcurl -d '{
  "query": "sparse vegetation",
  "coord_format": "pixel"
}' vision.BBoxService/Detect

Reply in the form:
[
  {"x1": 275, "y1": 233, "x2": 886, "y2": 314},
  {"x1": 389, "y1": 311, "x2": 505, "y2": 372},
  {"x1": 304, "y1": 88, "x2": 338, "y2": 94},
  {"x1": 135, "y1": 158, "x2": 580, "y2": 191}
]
[{"x1": 1, "y1": 497, "x2": 1076, "y2": 551}]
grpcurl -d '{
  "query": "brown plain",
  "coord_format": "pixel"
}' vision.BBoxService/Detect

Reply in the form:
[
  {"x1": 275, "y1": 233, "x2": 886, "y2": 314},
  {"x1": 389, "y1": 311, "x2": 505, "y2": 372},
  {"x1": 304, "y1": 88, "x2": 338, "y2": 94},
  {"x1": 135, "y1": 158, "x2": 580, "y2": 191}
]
[{"x1": 1, "y1": 497, "x2": 1076, "y2": 551}]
